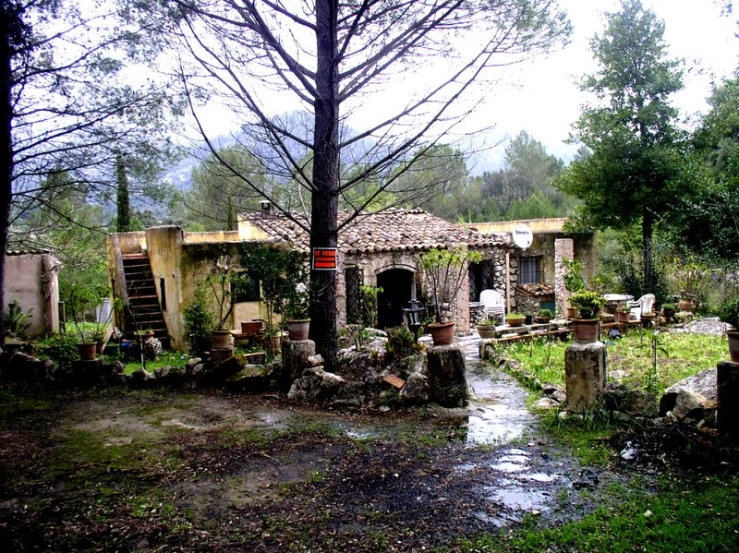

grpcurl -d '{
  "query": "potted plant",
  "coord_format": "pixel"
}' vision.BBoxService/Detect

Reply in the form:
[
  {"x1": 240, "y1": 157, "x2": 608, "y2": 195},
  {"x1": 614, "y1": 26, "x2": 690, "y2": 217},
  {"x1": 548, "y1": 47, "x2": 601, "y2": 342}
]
[
  {"x1": 535, "y1": 308, "x2": 553, "y2": 323},
  {"x1": 661, "y1": 303, "x2": 677, "y2": 322},
  {"x1": 285, "y1": 283, "x2": 311, "y2": 341},
  {"x1": 718, "y1": 298, "x2": 739, "y2": 362},
  {"x1": 569, "y1": 290, "x2": 606, "y2": 344},
  {"x1": 65, "y1": 281, "x2": 113, "y2": 361},
  {"x1": 563, "y1": 258, "x2": 585, "y2": 319},
  {"x1": 678, "y1": 290, "x2": 695, "y2": 313},
  {"x1": 420, "y1": 247, "x2": 482, "y2": 345},
  {"x1": 616, "y1": 304, "x2": 632, "y2": 323},
  {"x1": 505, "y1": 312, "x2": 526, "y2": 327},
  {"x1": 476, "y1": 317, "x2": 497, "y2": 339},
  {"x1": 206, "y1": 257, "x2": 240, "y2": 349}
]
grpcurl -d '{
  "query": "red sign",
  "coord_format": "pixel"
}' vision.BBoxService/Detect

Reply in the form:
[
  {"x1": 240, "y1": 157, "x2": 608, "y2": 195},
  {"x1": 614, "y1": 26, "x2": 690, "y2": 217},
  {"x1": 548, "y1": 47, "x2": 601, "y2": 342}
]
[{"x1": 312, "y1": 248, "x2": 338, "y2": 271}]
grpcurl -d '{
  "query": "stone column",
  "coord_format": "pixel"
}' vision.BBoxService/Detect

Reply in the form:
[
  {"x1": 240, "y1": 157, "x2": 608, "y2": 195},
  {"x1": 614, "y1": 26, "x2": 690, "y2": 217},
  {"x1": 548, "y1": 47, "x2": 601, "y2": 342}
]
[
  {"x1": 555, "y1": 238, "x2": 574, "y2": 316},
  {"x1": 426, "y1": 345, "x2": 469, "y2": 407},
  {"x1": 717, "y1": 361, "x2": 739, "y2": 441},
  {"x1": 565, "y1": 342, "x2": 606, "y2": 412}
]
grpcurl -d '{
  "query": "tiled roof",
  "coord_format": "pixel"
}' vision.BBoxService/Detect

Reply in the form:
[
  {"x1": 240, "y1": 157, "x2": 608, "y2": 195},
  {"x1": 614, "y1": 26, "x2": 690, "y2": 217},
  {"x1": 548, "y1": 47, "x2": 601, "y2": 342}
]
[
  {"x1": 515, "y1": 284, "x2": 555, "y2": 297},
  {"x1": 240, "y1": 208, "x2": 509, "y2": 254}
]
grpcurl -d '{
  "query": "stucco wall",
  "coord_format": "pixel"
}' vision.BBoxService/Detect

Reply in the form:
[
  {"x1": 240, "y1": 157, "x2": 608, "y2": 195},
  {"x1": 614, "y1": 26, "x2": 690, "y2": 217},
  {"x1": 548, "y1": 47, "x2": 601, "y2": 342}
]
[{"x1": 4, "y1": 253, "x2": 60, "y2": 337}]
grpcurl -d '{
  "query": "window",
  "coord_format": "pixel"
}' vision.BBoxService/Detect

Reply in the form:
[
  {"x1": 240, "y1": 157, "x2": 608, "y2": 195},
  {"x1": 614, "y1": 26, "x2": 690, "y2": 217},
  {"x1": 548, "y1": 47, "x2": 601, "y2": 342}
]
[
  {"x1": 233, "y1": 273, "x2": 260, "y2": 302},
  {"x1": 345, "y1": 266, "x2": 363, "y2": 324},
  {"x1": 519, "y1": 256, "x2": 542, "y2": 285}
]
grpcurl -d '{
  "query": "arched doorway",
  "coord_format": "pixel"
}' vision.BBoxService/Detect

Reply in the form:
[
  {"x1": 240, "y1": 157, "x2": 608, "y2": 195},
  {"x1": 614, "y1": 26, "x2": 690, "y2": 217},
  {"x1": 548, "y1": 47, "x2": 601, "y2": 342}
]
[{"x1": 377, "y1": 268, "x2": 414, "y2": 329}]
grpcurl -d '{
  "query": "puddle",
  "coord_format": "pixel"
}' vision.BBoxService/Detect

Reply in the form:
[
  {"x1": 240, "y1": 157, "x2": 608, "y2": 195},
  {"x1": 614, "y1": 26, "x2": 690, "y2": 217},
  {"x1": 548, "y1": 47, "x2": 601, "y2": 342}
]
[
  {"x1": 490, "y1": 461, "x2": 528, "y2": 473},
  {"x1": 522, "y1": 472, "x2": 559, "y2": 483},
  {"x1": 465, "y1": 368, "x2": 537, "y2": 446},
  {"x1": 487, "y1": 485, "x2": 551, "y2": 512}
]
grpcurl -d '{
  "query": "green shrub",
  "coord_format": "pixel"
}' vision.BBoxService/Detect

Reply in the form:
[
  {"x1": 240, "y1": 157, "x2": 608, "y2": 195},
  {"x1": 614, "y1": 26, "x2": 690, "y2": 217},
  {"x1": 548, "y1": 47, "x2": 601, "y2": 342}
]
[
  {"x1": 183, "y1": 285, "x2": 214, "y2": 355},
  {"x1": 386, "y1": 326, "x2": 423, "y2": 361},
  {"x1": 4, "y1": 299, "x2": 32, "y2": 338},
  {"x1": 719, "y1": 297, "x2": 739, "y2": 329},
  {"x1": 44, "y1": 333, "x2": 79, "y2": 368}
]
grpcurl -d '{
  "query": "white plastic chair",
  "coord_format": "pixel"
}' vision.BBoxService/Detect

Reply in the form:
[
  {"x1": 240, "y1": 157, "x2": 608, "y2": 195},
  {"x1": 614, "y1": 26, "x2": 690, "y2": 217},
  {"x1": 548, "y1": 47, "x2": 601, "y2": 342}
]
[
  {"x1": 627, "y1": 293, "x2": 655, "y2": 321},
  {"x1": 479, "y1": 289, "x2": 505, "y2": 323}
]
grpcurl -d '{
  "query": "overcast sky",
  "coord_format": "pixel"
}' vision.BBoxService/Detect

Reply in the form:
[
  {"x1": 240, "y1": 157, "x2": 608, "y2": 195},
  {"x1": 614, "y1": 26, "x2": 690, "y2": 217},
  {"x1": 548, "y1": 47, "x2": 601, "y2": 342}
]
[
  {"x1": 475, "y1": 0, "x2": 739, "y2": 169},
  {"x1": 188, "y1": 1, "x2": 739, "y2": 173}
]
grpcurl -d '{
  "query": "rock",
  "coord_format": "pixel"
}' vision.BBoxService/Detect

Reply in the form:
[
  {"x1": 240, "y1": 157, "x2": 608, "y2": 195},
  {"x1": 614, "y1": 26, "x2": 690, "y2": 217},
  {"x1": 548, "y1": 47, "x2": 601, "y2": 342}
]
[
  {"x1": 330, "y1": 398, "x2": 362, "y2": 409},
  {"x1": 426, "y1": 403, "x2": 469, "y2": 421},
  {"x1": 186, "y1": 357, "x2": 203, "y2": 371},
  {"x1": 426, "y1": 345, "x2": 469, "y2": 408},
  {"x1": 282, "y1": 339, "x2": 316, "y2": 390},
  {"x1": 130, "y1": 367, "x2": 156, "y2": 387},
  {"x1": 191, "y1": 363, "x2": 206, "y2": 378},
  {"x1": 604, "y1": 384, "x2": 658, "y2": 417},
  {"x1": 660, "y1": 367, "x2": 717, "y2": 415},
  {"x1": 671, "y1": 388, "x2": 711, "y2": 421},
  {"x1": 288, "y1": 368, "x2": 345, "y2": 402},
  {"x1": 399, "y1": 372, "x2": 429, "y2": 404},
  {"x1": 199, "y1": 356, "x2": 242, "y2": 387},
  {"x1": 210, "y1": 347, "x2": 234, "y2": 365},
  {"x1": 225, "y1": 364, "x2": 271, "y2": 393},
  {"x1": 307, "y1": 354, "x2": 324, "y2": 367},
  {"x1": 531, "y1": 397, "x2": 560, "y2": 410},
  {"x1": 154, "y1": 366, "x2": 170, "y2": 380},
  {"x1": 4, "y1": 352, "x2": 48, "y2": 382}
]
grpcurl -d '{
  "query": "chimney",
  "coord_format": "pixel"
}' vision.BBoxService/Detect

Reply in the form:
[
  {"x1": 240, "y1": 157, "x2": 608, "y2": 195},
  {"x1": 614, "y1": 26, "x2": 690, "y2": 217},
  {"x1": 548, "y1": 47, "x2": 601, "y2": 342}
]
[{"x1": 259, "y1": 200, "x2": 272, "y2": 216}]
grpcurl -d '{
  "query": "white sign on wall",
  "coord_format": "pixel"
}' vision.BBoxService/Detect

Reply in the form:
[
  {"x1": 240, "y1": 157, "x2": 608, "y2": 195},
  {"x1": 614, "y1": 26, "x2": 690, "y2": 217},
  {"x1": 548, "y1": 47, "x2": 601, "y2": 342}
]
[{"x1": 512, "y1": 223, "x2": 533, "y2": 250}]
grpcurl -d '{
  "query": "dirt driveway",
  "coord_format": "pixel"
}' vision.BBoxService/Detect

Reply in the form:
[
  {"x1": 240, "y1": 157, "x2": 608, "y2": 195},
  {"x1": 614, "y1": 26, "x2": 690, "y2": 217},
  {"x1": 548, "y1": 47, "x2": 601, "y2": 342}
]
[{"x1": 0, "y1": 360, "x2": 620, "y2": 552}]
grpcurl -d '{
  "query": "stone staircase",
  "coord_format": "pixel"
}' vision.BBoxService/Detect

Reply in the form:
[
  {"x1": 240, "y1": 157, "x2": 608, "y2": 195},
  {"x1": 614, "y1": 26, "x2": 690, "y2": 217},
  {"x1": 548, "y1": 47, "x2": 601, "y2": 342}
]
[{"x1": 121, "y1": 253, "x2": 169, "y2": 346}]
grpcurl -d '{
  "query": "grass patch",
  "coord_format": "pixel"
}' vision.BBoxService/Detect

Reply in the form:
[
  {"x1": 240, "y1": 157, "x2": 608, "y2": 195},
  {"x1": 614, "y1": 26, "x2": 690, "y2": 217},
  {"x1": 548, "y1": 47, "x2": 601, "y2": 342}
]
[
  {"x1": 458, "y1": 476, "x2": 739, "y2": 553},
  {"x1": 504, "y1": 330, "x2": 725, "y2": 394},
  {"x1": 121, "y1": 350, "x2": 188, "y2": 374}
]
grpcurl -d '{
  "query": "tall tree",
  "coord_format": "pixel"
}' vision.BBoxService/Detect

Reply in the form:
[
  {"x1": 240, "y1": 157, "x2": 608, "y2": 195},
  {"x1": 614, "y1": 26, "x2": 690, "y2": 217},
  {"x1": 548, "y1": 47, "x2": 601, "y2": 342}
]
[
  {"x1": 1, "y1": 1, "x2": 183, "y2": 344},
  {"x1": 150, "y1": 0, "x2": 571, "y2": 359},
  {"x1": 556, "y1": 0, "x2": 688, "y2": 292},
  {"x1": 482, "y1": 131, "x2": 567, "y2": 218}
]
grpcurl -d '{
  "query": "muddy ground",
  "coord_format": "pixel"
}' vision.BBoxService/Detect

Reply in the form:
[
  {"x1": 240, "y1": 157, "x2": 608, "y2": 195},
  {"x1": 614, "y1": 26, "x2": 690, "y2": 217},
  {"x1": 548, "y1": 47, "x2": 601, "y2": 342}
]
[
  {"x1": 0, "y1": 357, "x2": 624, "y2": 553},
  {"x1": 1, "y1": 356, "x2": 733, "y2": 552}
]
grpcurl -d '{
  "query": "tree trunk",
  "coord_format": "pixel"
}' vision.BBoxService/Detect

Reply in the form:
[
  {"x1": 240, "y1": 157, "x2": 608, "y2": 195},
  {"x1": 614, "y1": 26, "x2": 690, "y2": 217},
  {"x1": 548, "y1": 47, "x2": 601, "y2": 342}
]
[
  {"x1": 642, "y1": 207, "x2": 654, "y2": 294},
  {"x1": 116, "y1": 152, "x2": 131, "y2": 232},
  {"x1": 0, "y1": 14, "x2": 14, "y2": 347},
  {"x1": 309, "y1": 0, "x2": 340, "y2": 363}
]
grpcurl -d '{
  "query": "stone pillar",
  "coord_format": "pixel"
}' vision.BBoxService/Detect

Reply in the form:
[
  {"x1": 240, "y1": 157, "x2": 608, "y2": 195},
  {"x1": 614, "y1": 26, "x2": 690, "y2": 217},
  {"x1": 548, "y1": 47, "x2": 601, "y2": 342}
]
[
  {"x1": 282, "y1": 339, "x2": 316, "y2": 390},
  {"x1": 565, "y1": 342, "x2": 606, "y2": 412},
  {"x1": 426, "y1": 345, "x2": 469, "y2": 407},
  {"x1": 555, "y1": 238, "x2": 574, "y2": 316},
  {"x1": 717, "y1": 361, "x2": 739, "y2": 441}
]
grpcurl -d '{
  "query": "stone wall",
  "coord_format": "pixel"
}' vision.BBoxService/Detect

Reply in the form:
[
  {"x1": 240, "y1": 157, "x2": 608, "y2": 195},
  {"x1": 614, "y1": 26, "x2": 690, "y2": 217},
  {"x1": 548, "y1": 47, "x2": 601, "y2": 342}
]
[
  {"x1": 4, "y1": 252, "x2": 60, "y2": 337},
  {"x1": 555, "y1": 238, "x2": 574, "y2": 316}
]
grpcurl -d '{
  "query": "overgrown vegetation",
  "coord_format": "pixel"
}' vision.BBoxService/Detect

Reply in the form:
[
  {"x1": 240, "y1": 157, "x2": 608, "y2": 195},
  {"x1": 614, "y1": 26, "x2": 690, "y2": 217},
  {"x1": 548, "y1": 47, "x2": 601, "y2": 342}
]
[{"x1": 505, "y1": 331, "x2": 725, "y2": 395}]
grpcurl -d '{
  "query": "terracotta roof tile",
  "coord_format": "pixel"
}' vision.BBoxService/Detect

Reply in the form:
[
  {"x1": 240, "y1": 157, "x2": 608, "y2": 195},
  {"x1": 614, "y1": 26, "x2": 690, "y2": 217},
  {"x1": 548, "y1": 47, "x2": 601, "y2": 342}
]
[{"x1": 241, "y1": 208, "x2": 509, "y2": 254}]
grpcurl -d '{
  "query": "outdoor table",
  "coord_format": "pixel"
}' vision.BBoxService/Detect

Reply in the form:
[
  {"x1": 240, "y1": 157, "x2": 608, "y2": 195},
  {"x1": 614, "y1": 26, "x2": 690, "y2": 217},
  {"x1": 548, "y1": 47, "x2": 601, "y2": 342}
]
[{"x1": 602, "y1": 293, "x2": 634, "y2": 314}]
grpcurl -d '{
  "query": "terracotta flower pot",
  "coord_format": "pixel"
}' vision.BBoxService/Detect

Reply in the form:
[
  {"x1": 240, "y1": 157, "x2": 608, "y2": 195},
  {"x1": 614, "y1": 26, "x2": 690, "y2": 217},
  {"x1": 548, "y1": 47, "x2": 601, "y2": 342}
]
[
  {"x1": 78, "y1": 342, "x2": 97, "y2": 361},
  {"x1": 728, "y1": 330, "x2": 739, "y2": 363},
  {"x1": 286, "y1": 319, "x2": 310, "y2": 341},
  {"x1": 506, "y1": 316, "x2": 526, "y2": 328},
  {"x1": 428, "y1": 322, "x2": 455, "y2": 346},
  {"x1": 678, "y1": 299, "x2": 695, "y2": 313},
  {"x1": 617, "y1": 310, "x2": 631, "y2": 323},
  {"x1": 565, "y1": 306, "x2": 578, "y2": 320},
  {"x1": 241, "y1": 321, "x2": 264, "y2": 335},
  {"x1": 572, "y1": 319, "x2": 599, "y2": 344},
  {"x1": 211, "y1": 330, "x2": 233, "y2": 349},
  {"x1": 476, "y1": 324, "x2": 497, "y2": 339}
]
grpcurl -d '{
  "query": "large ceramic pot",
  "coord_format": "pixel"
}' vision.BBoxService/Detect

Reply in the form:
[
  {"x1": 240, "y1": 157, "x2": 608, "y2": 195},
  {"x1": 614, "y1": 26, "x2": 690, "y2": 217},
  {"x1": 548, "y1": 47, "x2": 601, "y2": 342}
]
[
  {"x1": 427, "y1": 322, "x2": 455, "y2": 346},
  {"x1": 78, "y1": 342, "x2": 97, "y2": 361},
  {"x1": 476, "y1": 323, "x2": 497, "y2": 339},
  {"x1": 728, "y1": 330, "x2": 739, "y2": 363},
  {"x1": 678, "y1": 298, "x2": 695, "y2": 313},
  {"x1": 565, "y1": 306, "x2": 578, "y2": 320},
  {"x1": 286, "y1": 319, "x2": 310, "y2": 341},
  {"x1": 572, "y1": 319, "x2": 599, "y2": 344},
  {"x1": 211, "y1": 329, "x2": 233, "y2": 349}
]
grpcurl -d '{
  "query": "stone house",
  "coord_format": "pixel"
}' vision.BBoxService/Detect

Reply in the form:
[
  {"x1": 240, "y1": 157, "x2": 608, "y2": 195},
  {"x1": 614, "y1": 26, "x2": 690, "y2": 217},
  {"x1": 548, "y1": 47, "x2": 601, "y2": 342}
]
[
  {"x1": 3, "y1": 250, "x2": 61, "y2": 337},
  {"x1": 239, "y1": 207, "x2": 513, "y2": 334},
  {"x1": 106, "y1": 212, "x2": 596, "y2": 350}
]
